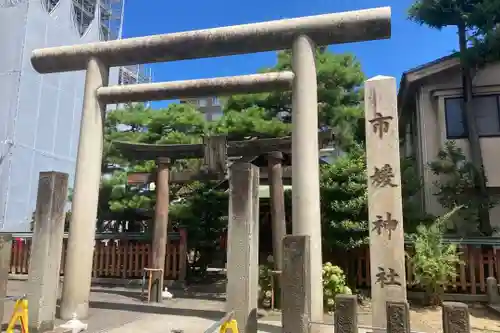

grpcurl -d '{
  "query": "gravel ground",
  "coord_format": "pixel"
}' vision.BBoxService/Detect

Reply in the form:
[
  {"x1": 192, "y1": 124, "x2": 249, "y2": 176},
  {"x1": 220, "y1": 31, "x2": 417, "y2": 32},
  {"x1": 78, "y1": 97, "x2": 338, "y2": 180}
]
[
  {"x1": 354, "y1": 300, "x2": 500, "y2": 333},
  {"x1": 262, "y1": 299, "x2": 500, "y2": 333},
  {"x1": 407, "y1": 303, "x2": 500, "y2": 333}
]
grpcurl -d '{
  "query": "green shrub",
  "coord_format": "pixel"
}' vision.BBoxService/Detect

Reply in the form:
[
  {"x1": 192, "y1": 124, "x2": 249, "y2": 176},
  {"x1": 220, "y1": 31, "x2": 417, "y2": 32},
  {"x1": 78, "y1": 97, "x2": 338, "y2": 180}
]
[
  {"x1": 258, "y1": 264, "x2": 273, "y2": 308},
  {"x1": 258, "y1": 262, "x2": 352, "y2": 312},
  {"x1": 429, "y1": 141, "x2": 496, "y2": 235},
  {"x1": 407, "y1": 206, "x2": 463, "y2": 306},
  {"x1": 322, "y1": 262, "x2": 352, "y2": 312}
]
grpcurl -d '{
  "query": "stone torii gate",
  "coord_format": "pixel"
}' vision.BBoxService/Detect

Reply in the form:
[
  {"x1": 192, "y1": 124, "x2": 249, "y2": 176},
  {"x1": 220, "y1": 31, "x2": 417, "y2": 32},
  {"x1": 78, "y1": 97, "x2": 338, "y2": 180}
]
[
  {"x1": 30, "y1": 7, "x2": 391, "y2": 327},
  {"x1": 118, "y1": 132, "x2": 333, "y2": 301}
]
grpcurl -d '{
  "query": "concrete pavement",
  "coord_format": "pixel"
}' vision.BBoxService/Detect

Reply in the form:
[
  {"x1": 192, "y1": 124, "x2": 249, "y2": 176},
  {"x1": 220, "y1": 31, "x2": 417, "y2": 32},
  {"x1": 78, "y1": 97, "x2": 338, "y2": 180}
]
[
  {"x1": 5, "y1": 280, "x2": 376, "y2": 333},
  {"x1": 100, "y1": 315, "x2": 285, "y2": 333}
]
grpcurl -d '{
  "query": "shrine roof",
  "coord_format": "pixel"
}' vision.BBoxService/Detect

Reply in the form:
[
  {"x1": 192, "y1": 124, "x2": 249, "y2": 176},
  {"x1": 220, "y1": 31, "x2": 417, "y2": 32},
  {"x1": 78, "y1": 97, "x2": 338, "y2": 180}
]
[{"x1": 113, "y1": 130, "x2": 333, "y2": 162}]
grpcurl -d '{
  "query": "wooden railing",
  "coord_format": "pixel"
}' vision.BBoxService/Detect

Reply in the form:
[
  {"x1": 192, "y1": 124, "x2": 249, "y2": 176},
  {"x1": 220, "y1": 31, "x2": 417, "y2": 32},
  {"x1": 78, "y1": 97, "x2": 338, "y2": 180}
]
[
  {"x1": 353, "y1": 244, "x2": 500, "y2": 294},
  {"x1": 10, "y1": 231, "x2": 500, "y2": 294},
  {"x1": 9, "y1": 230, "x2": 187, "y2": 280}
]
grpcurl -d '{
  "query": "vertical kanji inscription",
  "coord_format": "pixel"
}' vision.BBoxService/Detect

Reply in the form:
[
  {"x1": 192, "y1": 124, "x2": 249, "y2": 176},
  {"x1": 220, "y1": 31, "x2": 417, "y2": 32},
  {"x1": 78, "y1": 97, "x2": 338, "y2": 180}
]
[
  {"x1": 371, "y1": 212, "x2": 399, "y2": 240},
  {"x1": 375, "y1": 267, "x2": 402, "y2": 288},
  {"x1": 370, "y1": 164, "x2": 398, "y2": 188}
]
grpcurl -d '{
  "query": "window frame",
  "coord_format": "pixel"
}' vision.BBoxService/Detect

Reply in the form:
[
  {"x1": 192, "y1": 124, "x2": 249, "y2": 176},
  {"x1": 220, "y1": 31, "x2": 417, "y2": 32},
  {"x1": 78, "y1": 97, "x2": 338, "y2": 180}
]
[
  {"x1": 211, "y1": 109, "x2": 223, "y2": 121},
  {"x1": 198, "y1": 99, "x2": 208, "y2": 107},
  {"x1": 444, "y1": 94, "x2": 500, "y2": 139}
]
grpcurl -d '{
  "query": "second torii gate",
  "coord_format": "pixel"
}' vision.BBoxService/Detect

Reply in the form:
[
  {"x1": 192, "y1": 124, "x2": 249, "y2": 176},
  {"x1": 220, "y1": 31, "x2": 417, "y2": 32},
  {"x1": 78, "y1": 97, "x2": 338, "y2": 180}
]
[{"x1": 116, "y1": 132, "x2": 332, "y2": 300}]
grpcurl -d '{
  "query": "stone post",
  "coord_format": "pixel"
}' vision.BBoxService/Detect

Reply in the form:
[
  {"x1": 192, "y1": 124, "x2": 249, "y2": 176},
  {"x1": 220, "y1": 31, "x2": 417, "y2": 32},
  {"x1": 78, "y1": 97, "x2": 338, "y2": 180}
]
[
  {"x1": 486, "y1": 276, "x2": 500, "y2": 304},
  {"x1": 60, "y1": 57, "x2": 109, "y2": 320},
  {"x1": 442, "y1": 302, "x2": 470, "y2": 333},
  {"x1": 364, "y1": 76, "x2": 407, "y2": 331},
  {"x1": 386, "y1": 301, "x2": 410, "y2": 333},
  {"x1": 226, "y1": 163, "x2": 259, "y2": 333},
  {"x1": 334, "y1": 295, "x2": 358, "y2": 333},
  {"x1": 28, "y1": 172, "x2": 69, "y2": 332},
  {"x1": 203, "y1": 135, "x2": 227, "y2": 174},
  {"x1": 267, "y1": 151, "x2": 286, "y2": 271},
  {"x1": 282, "y1": 235, "x2": 310, "y2": 333},
  {"x1": 150, "y1": 157, "x2": 170, "y2": 302},
  {"x1": 0, "y1": 233, "x2": 12, "y2": 321},
  {"x1": 291, "y1": 34, "x2": 324, "y2": 322}
]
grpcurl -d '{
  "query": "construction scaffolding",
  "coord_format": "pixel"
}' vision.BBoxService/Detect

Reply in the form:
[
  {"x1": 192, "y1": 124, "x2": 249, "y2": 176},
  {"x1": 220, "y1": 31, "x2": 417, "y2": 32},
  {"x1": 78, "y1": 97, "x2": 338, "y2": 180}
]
[
  {"x1": 118, "y1": 65, "x2": 153, "y2": 85},
  {"x1": 98, "y1": 0, "x2": 124, "y2": 41},
  {"x1": 41, "y1": 0, "x2": 59, "y2": 12},
  {"x1": 97, "y1": 0, "x2": 153, "y2": 91},
  {"x1": 72, "y1": 0, "x2": 97, "y2": 36},
  {"x1": 117, "y1": 64, "x2": 153, "y2": 107}
]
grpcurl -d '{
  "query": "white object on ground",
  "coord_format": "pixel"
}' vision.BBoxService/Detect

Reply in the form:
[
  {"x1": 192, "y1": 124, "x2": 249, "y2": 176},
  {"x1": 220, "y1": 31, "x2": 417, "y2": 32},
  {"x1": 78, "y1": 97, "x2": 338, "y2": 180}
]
[
  {"x1": 162, "y1": 287, "x2": 173, "y2": 299},
  {"x1": 59, "y1": 313, "x2": 88, "y2": 333}
]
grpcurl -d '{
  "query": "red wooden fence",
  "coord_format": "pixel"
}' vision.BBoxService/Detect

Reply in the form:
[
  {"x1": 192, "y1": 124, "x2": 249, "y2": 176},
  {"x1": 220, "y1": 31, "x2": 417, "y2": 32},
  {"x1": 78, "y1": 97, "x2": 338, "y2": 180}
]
[
  {"x1": 353, "y1": 244, "x2": 500, "y2": 294},
  {"x1": 8, "y1": 232, "x2": 500, "y2": 295},
  {"x1": 9, "y1": 232, "x2": 187, "y2": 280}
]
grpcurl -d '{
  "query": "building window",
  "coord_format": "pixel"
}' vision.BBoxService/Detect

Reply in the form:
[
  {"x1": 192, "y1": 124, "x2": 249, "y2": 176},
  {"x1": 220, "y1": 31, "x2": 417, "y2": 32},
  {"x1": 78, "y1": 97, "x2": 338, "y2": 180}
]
[
  {"x1": 211, "y1": 110, "x2": 223, "y2": 121},
  {"x1": 212, "y1": 97, "x2": 220, "y2": 106},
  {"x1": 198, "y1": 99, "x2": 208, "y2": 107},
  {"x1": 444, "y1": 95, "x2": 500, "y2": 139},
  {"x1": 41, "y1": 0, "x2": 59, "y2": 13}
]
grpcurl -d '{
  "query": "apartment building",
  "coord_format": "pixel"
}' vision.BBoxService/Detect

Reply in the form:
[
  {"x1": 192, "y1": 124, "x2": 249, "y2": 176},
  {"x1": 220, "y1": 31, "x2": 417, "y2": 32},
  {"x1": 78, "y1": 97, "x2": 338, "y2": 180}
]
[{"x1": 180, "y1": 96, "x2": 223, "y2": 122}]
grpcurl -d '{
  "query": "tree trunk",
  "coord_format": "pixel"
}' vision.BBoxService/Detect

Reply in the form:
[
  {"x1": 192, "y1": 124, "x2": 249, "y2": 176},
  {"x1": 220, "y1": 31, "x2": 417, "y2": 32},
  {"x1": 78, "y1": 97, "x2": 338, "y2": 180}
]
[{"x1": 458, "y1": 23, "x2": 493, "y2": 235}]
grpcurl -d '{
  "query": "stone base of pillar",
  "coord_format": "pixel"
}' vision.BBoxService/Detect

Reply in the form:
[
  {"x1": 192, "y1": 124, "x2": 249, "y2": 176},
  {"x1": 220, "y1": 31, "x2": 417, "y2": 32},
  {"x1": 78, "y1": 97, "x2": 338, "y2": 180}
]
[
  {"x1": 149, "y1": 270, "x2": 163, "y2": 303},
  {"x1": 282, "y1": 235, "x2": 311, "y2": 333}
]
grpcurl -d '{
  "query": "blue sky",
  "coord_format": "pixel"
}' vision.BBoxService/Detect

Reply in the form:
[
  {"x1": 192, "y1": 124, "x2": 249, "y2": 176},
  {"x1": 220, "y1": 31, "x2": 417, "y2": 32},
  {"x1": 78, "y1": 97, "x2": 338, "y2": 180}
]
[{"x1": 122, "y1": 0, "x2": 457, "y2": 108}]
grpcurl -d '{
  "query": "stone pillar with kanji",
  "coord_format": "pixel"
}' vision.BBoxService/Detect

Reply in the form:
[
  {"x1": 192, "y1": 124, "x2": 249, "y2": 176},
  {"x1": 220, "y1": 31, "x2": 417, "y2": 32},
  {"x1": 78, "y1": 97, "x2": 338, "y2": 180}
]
[{"x1": 364, "y1": 75, "x2": 407, "y2": 332}]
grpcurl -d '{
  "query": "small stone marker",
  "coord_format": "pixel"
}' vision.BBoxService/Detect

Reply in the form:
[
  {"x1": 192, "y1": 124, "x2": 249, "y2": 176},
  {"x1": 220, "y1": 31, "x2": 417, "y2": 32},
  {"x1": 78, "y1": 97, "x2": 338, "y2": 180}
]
[
  {"x1": 364, "y1": 76, "x2": 407, "y2": 331},
  {"x1": 334, "y1": 295, "x2": 358, "y2": 333},
  {"x1": 386, "y1": 301, "x2": 410, "y2": 333},
  {"x1": 282, "y1": 235, "x2": 310, "y2": 333},
  {"x1": 486, "y1": 276, "x2": 500, "y2": 304},
  {"x1": 442, "y1": 302, "x2": 470, "y2": 333},
  {"x1": 0, "y1": 233, "x2": 12, "y2": 319}
]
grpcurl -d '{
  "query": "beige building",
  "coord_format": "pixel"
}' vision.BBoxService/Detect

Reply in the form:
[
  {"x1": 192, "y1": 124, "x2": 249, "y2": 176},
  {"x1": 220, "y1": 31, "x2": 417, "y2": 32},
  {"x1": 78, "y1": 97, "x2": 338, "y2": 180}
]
[
  {"x1": 179, "y1": 96, "x2": 223, "y2": 121},
  {"x1": 398, "y1": 55, "x2": 500, "y2": 231}
]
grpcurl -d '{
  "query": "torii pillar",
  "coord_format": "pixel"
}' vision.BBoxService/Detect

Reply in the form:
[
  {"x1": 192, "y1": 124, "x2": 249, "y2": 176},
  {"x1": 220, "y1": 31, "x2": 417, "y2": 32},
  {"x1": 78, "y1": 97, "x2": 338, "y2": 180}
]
[
  {"x1": 267, "y1": 152, "x2": 287, "y2": 272},
  {"x1": 59, "y1": 58, "x2": 109, "y2": 319},
  {"x1": 150, "y1": 157, "x2": 171, "y2": 302},
  {"x1": 291, "y1": 35, "x2": 324, "y2": 322}
]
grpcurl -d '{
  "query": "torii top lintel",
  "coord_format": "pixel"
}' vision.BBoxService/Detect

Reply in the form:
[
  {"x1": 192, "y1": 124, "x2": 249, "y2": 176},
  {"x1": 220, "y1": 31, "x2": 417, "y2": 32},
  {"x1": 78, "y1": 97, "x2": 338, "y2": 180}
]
[
  {"x1": 31, "y1": 7, "x2": 391, "y2": 74},
  {"x1": 114, "y1": 131, "x2": 333, "y2": 161}
]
